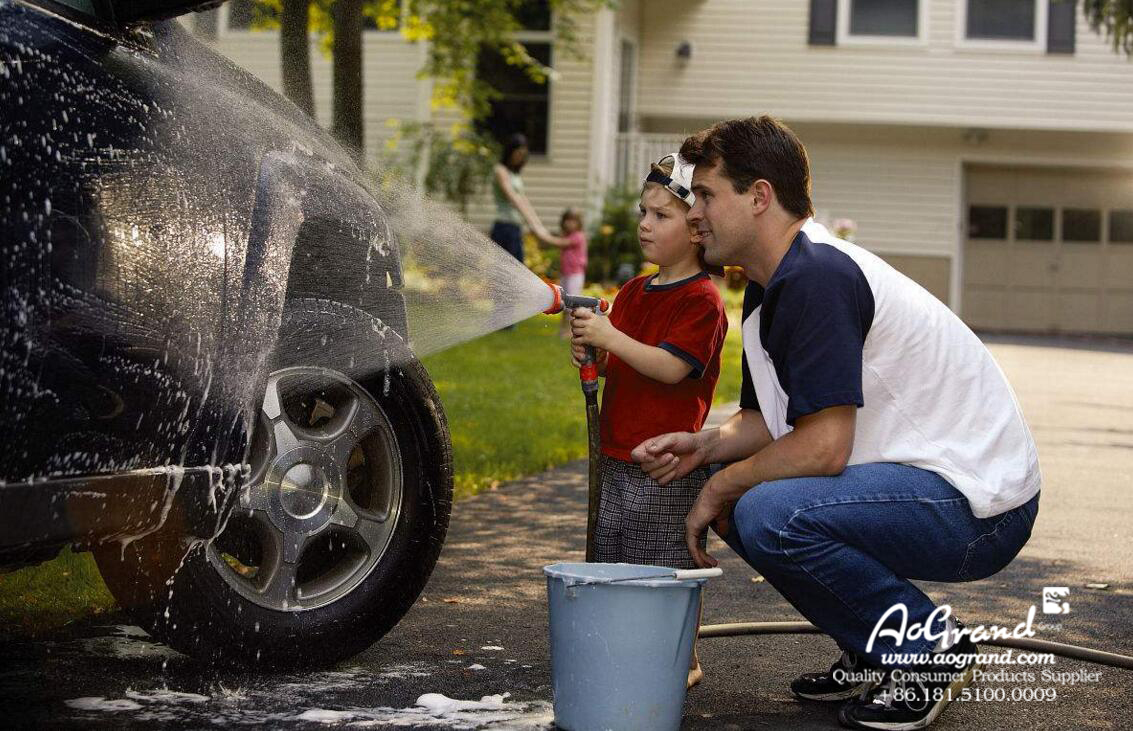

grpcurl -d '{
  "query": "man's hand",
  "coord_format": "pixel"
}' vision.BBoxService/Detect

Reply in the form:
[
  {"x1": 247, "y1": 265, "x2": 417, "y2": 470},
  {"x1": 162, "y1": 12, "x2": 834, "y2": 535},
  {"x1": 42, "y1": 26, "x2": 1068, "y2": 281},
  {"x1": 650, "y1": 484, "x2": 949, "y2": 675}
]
[
  {"x1": 570, "y1": 308, "x2": 617, "y2": 350},
  {"x1": 630, "y1": 431, "x2": 709, "y2": 485},
  {"x1": 685, "y1": 471, "x2": 739, "y2": 567}
]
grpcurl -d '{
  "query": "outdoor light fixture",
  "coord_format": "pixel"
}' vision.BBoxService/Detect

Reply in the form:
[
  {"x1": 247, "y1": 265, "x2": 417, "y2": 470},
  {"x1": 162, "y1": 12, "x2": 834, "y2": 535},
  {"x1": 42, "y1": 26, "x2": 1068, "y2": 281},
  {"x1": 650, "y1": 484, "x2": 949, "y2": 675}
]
[{"x1": 676, "y1": 40, "x2": 693, "y2": 61}]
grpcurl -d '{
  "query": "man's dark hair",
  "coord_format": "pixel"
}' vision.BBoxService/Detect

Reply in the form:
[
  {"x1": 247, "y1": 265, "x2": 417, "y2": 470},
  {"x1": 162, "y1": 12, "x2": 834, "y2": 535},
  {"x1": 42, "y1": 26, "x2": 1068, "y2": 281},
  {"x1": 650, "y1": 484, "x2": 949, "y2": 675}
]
[{"x1": 680, "y1": 116, "x2": 814, "y2": 219}]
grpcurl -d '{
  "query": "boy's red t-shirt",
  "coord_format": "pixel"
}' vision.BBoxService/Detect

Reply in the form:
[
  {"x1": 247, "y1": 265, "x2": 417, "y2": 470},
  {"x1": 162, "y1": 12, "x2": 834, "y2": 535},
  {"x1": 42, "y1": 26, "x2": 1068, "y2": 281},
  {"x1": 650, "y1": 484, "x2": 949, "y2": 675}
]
[{"x1": 600, "y1": 271, "x2": 728, "y2": 460}]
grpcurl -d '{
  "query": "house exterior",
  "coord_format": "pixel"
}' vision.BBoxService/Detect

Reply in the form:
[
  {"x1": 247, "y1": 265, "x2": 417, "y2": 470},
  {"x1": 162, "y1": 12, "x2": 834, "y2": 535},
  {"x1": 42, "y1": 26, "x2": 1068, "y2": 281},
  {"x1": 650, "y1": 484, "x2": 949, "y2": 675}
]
[{"x1": 189, "y1": 0, "x2": 1133, "y2": 335}]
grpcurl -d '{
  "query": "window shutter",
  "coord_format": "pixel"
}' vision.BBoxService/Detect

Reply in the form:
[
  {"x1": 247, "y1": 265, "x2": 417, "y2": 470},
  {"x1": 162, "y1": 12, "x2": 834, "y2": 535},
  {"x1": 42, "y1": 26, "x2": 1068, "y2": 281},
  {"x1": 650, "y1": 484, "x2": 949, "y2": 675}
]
[
  {"x1": 809, "y1": 0, "x2": 837, "y2": 46},
  {"x1": 1047, "y1": 0, "x2": 1076, "y2": 54}
]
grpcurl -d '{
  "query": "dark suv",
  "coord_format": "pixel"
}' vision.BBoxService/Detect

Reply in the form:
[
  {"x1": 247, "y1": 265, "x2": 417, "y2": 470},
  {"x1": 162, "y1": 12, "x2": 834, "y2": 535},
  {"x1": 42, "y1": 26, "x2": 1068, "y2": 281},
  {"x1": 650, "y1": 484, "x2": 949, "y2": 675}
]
[{"x1": 0, "y1": 0, "x2": 453, "y2": 665}]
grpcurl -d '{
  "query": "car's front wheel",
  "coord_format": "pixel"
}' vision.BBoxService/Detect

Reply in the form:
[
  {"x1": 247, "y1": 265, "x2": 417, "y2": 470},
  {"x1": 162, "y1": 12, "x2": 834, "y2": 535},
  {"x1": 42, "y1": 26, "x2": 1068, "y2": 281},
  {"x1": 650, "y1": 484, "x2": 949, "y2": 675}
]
[{"x1": 95, "y1": 299, "x2": 453, "y2": 666}]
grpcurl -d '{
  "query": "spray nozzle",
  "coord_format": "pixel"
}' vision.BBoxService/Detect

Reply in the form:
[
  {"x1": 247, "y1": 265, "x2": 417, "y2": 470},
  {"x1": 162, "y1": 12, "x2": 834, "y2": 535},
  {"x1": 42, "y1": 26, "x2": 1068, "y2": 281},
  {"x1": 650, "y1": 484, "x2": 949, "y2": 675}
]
[
  {"x1": 543, "y1": 282, "x2": 609, "y2": 316},
  {"x1": 544, "y1": 281, "x2": 606, "y2": 394}
]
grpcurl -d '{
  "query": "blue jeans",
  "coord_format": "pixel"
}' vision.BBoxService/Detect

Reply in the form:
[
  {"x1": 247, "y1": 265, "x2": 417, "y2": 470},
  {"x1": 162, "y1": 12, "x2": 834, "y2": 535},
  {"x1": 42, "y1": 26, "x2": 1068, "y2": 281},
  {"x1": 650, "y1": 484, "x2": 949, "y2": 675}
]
[
  {"x1": 489, "y1": 221, "x2": 525, "y2": 262},
  {"x1": 723, "y1": 463, "x2": 1039, "y2": 669}
]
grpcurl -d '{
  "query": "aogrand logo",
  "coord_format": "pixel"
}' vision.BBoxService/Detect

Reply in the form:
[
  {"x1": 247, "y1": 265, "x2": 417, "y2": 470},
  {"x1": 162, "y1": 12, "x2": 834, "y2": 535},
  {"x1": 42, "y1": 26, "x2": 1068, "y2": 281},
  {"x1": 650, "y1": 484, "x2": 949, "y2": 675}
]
[{"x1": 865, "y1": 603, "x2": 1037, "y2": 654}]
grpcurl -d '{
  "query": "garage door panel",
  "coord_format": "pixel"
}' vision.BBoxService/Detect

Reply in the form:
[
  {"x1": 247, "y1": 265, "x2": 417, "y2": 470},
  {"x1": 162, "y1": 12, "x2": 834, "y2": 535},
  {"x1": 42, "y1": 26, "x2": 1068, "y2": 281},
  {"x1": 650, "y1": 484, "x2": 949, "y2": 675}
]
[
  {"x1": 1104, "y1": 292, "x2": 1133, "y2": 333},
  {"x1": 1056, "y1": 291, "x2": 1102, "y2": 332},
  {"x1": 1005, "y1": 290, "x2": 1052, "y2": 331},
  {"x1": 962, "y1": 288, "x2": 1006, "y2": 330},
  {"x1": 1056, "y1": 245, "x2": 1104, "y2": 289},
  {"x1": 965, "y1": 165, "x2": 1128, "y2": 336},
  {"x1": 1105, "y1": 249, "x2": 1133, "y2": 290},
  {"x1": 965, "y1": 243, "x2": 1011, "y2": 286},
  {"x1": 1009, "y1": 246, "x2": 1057, "y2": 288}
]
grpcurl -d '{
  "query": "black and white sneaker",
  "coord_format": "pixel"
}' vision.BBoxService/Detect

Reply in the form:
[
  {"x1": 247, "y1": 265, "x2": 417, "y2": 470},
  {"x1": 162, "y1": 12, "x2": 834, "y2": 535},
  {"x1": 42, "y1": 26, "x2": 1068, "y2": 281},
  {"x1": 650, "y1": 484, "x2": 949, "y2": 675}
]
[
  {"x1": 791, "y1": 649, "x2": 883, "y2": 701},
  {"x1": 837, "y1": 637, "x2": 982, "y2": 730}
]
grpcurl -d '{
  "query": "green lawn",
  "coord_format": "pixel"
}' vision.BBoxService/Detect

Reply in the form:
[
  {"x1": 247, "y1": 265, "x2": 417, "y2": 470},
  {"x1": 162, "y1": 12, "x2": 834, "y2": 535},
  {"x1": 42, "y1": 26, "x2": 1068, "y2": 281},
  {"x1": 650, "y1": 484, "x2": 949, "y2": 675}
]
[
  {"x1": 0, "y1": 546, "x2": 116, "y2": 634},
  {"x1": 0, "y1": 301, "x2": 745, "y2": 634}
]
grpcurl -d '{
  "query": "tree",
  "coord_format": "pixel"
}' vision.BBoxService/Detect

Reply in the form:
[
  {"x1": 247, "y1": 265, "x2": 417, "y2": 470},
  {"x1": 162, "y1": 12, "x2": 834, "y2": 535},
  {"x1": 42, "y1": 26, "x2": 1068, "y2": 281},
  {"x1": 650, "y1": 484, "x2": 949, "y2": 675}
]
[
  {"x1": 279, "y1": 0, "x2": 314, "y2": 116},
  {"x1": 332, "y1": 0, "x2": 365, "y2": 160},
  {"x1": 1083, "y1": 0, "x2": 1133, "y2": 56}
]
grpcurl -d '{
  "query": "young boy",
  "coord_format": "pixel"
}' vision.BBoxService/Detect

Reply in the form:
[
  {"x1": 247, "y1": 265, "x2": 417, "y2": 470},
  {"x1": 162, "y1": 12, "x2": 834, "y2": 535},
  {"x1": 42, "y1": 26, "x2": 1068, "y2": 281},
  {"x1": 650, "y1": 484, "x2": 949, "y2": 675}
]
[{"x1": 569, "y1": 153, "x2": 727, "y2": 688}]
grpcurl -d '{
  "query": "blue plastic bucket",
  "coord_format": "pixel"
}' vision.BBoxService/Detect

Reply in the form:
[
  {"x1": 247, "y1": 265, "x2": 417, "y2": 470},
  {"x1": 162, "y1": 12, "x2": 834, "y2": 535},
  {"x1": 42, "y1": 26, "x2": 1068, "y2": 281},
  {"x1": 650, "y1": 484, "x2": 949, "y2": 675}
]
[{"x1": 544, "y1": 562, "x2": 706, "y2": 731}]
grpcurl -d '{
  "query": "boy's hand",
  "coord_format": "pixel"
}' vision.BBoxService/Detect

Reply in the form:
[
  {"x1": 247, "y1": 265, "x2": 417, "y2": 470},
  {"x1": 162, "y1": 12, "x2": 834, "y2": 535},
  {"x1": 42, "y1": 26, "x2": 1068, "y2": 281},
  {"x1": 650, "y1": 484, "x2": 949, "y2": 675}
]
[
  {"x1": 570, "y1": 343, "x2": 606, "y2": 368},
  {"x1": 570, "y1": 307, "x2": 617, "y2": 350},
  {"x1": 630, "y1": 431, "x2": 708, "y2": 485},
  {"x1": 570, "y1": 341, "x2": 586, "y2": 367}
]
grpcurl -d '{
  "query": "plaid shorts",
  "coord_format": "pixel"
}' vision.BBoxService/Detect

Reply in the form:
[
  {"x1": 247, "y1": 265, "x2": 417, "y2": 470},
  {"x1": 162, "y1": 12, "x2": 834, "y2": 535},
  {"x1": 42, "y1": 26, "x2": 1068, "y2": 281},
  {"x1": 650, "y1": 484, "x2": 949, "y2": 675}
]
[{"x1": 593, "y1": 456, "x2": 709, "y2": 570}]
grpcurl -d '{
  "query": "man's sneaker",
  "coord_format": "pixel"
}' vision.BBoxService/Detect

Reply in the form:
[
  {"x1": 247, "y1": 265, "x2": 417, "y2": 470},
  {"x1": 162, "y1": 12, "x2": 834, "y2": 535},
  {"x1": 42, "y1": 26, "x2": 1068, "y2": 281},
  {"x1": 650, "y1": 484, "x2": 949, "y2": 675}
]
[
  {"x1": 791, "y1": 649, "x2": 883, "y2": 701},
  {"x1": 837, "y1": 636, "x2": 982, "y2": 730}
]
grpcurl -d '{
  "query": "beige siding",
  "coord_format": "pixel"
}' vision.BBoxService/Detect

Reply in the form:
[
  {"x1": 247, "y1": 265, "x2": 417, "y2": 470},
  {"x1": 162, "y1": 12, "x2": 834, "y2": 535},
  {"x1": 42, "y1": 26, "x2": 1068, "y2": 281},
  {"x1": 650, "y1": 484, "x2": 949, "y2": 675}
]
[
  {"x1": 636, "y1": 0, "x2": 1133, "y2": 132},
  {"x1": 618, "y1": 0, "x2": 643, "y2": 42},
  {"x1": 627, "y1": 125, "x2": 962, "y2": 255},
  {"x1": 880, "y1": 254, "x2": 952, "y2": 303},
  {"x1": 800, "y1": 126, "x2": 960, "y2": 259},
  {"x1": 203, "y1": 29, "x2": 426, "y2": 169}
]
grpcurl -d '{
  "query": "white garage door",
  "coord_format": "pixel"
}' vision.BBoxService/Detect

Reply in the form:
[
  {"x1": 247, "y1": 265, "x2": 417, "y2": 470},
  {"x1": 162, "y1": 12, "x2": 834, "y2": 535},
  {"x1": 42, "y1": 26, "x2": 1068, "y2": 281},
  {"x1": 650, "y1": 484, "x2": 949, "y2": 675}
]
[{"x1": 963, "y1": 165, "x2": 1133, "y2": 335}]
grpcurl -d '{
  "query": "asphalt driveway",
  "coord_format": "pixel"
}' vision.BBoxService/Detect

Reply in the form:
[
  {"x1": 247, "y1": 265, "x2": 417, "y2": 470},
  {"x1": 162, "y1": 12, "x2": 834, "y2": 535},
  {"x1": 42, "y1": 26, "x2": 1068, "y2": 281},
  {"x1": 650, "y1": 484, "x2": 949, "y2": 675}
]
[{"x1": 1, "y1": 335, "x2": 1131, "y2": 729}]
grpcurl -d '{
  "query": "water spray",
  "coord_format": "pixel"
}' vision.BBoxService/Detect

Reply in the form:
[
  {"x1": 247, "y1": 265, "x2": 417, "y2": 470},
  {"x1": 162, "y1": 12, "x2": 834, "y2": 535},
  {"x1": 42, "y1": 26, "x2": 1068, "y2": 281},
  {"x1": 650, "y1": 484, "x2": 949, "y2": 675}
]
[{"x1": 543, "y1": 282, "x2": 610, "y2": 562}]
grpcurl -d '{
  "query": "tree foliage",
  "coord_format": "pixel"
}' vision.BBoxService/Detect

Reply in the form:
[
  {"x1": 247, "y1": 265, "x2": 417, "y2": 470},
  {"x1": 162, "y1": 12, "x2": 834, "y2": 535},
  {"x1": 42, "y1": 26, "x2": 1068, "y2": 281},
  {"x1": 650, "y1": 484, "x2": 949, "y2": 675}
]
[
  {"x1": 1083, "y1": 0, "x2": 1133, "y2": 56},
  {"x1": 379, "y1": 121, "x2": 501, "y2": 216},
  {"x1": 255, "y1": 0, "x2": 605, "y2": 121}
]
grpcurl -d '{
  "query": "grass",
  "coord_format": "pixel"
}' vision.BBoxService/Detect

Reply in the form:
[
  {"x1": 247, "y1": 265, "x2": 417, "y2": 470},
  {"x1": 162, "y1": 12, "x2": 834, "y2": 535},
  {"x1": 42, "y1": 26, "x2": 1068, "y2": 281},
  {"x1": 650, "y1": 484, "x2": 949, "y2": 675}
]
[
  {"x1": 0, "y1": 295, "x2": 746, "y2": 634},
  {"x1": 0, "y1": 547, "x2": 116, "y2": 634}
]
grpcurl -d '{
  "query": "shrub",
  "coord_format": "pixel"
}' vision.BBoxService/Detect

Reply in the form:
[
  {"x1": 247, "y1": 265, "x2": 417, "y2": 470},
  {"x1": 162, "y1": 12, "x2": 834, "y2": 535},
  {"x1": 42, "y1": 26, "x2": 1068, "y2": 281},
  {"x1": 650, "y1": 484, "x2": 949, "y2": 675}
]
[{"x1": 587, "y1": 186, "x2": 641, "y2": 285}]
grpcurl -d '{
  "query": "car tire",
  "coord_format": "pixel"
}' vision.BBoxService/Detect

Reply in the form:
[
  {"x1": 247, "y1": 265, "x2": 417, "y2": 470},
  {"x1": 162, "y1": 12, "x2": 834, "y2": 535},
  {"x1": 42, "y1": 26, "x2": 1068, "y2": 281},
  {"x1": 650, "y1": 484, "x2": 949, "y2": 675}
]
[{"x1": 94, "y1": 298, "x2": 453, "y2": 666}]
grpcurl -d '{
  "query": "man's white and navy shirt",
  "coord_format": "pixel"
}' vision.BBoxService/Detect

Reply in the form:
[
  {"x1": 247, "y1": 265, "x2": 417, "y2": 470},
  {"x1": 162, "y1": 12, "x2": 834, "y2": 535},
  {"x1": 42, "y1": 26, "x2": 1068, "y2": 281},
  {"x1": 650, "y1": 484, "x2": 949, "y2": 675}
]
[{"x1": 739, "y1": 220, "x2": 1040, "y2": 518}]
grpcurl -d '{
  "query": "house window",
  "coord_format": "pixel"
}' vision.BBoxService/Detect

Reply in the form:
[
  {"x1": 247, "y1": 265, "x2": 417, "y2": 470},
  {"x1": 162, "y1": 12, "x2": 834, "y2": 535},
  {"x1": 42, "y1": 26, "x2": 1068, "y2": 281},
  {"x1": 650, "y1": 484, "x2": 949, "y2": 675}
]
[
  {"x1": 1062, "y1": 209, "x2": 1101, "y2": 243},
  {"x1": 969, "y1": 205, "x2": 1008, "y2": 239},
  {"x1": 476, "y1": 42, "x2": 552, "y2": 155},
  {"x1": 849, "y1": 0, "x2": 919, "y2": 37},
  {"x1": 514, "y1": 0, "x2": 551, "y2": 31},
  {"x1": 1109, "y1": 210, "x2": 1133, "y2": 243},
  {"x1": 965, "y1": 0, "x2": 1037, "y2": 41},
  {"x1": 1014, "y1": 207, "x2": 1054, "y2": 241},
  {"x1": 475, "y1": 1, "x2": 553, "y2": 155}
]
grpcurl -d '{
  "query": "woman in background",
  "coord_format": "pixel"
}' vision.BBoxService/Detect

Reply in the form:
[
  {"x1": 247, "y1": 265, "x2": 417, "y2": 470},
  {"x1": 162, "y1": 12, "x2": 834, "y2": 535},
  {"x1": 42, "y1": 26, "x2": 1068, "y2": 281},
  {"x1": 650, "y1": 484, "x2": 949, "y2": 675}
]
[{"x1": 491, "y1": 133, "x2": 553, "y2": 264}]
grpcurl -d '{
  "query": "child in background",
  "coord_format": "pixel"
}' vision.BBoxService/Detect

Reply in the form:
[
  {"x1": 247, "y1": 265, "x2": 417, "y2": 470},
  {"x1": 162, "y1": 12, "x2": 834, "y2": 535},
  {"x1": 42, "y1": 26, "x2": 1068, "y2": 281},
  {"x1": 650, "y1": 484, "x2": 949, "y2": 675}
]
[
  {"x1": 538, "y1": 208, "x2": 588, "y2": 337},
  {"x1": 569, "y1": 154, "x2": 727, "y2": 689}
]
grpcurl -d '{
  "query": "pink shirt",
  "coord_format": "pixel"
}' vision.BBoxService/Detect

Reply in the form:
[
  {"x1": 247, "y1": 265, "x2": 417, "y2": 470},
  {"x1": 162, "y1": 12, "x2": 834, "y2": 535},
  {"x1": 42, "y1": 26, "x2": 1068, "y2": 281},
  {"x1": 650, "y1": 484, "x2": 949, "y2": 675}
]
[{"x1": 560, "y1": 230, "x2": 588, "y2": 276}]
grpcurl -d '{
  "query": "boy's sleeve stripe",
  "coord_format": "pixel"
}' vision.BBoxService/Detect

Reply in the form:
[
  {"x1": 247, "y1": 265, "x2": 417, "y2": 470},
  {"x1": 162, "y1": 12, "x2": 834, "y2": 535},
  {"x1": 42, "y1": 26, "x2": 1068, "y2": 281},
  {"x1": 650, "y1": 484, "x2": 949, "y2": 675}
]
[{"x1": 659, "y1": 342, "x2": 705, "y2": 379}]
